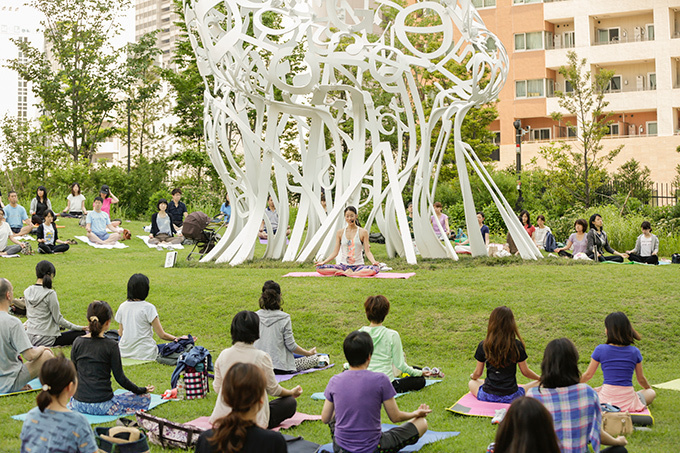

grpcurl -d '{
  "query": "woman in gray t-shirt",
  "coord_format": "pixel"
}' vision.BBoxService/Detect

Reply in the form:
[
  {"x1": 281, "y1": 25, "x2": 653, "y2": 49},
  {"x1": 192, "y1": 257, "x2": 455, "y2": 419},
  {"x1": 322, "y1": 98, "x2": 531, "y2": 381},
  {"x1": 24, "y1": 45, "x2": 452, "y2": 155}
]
[
  {"x1": 149, "y1": 199, "x2": 184, "y2": 245},
  {"x1": 555, "y1": 218, "x2": 588, "y2": 258}
]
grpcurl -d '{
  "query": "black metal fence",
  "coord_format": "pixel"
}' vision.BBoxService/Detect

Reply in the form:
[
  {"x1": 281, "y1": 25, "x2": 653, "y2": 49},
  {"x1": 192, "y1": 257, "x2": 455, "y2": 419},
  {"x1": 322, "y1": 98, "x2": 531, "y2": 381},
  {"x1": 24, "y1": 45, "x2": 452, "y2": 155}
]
[{"x1": 595, "y1": 182, "x2": 678, "y2": 207}]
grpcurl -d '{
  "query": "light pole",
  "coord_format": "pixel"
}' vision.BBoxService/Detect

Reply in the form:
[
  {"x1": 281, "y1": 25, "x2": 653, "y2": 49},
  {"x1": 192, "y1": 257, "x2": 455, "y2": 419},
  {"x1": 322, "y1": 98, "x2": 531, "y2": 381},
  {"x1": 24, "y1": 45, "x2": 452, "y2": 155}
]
[
  {"x1": 127, "y1": 99, "x2": 131, "y2": 174},
  {"x1": 513, "y1": 120, "x2": 530, "y2": 210}
]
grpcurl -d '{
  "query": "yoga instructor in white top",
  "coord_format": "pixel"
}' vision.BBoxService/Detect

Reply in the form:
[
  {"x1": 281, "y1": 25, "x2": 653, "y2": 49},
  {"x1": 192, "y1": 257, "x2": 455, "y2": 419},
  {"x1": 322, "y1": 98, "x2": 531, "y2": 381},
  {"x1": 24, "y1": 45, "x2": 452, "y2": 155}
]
[{"x1": 315, "y1": 206, "x2": 380, "y2": 277}]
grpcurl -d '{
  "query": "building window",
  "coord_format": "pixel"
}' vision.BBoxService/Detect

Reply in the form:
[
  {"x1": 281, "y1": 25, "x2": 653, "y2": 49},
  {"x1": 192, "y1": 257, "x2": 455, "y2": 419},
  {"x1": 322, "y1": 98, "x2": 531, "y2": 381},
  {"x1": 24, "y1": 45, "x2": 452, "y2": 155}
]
[
  {"x1": 647, "y1": 122, "x2": 658, "y2": 135},
  {"x1": 563, "y1": 31, "x2": 575, "y2": 48},
  {"x1": 607, "y1": 124, "x2": 619, "y2": 136},
  {"x1": 648, "y1": 73, "x2": 656, "y2": 90},
  {"x1": 605, "y1": 75, "x2": 622, "y2": 93},
  {"x1": 514, "y1": 32, "x2": 545, "y2": 51},
  {"x1": 597, "y1": 28, "x2": 620, "y2": 44},
  {"x1": 567, "y1": 126, "x2": 578, "y2": 137},
  {"x1": 515, "y1": 79, "x2": 554, "y2": 98},
  {"x1": 646, "y1": 24, "x2": 655, "y2": 41},
  {"x1": 565, "y1": 80, "x2": 574, "y2": 93},
  {"x1": 529, "y1": 128, "x2": 551, "y2": 140},
  {"x1": 514, "y1": 0, "x2": 542, "y2": 4},
  {"x1": 472, "y1": 0, "x2": 496, "y2": 7}
]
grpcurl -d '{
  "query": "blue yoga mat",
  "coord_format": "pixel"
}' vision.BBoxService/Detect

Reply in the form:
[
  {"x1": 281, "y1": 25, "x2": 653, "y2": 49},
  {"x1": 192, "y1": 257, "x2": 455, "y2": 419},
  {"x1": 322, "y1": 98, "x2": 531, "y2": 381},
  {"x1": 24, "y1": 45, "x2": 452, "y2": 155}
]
[
  {"x1": 0, "y1": 378, "x2": 41, "y2": 397},
  {"x1": 311, "y1": 379, "x2": 442, "y2": 400},
  {"x1": 12, "y1": 389, "x2": 168, "y2": 425},
  {"x1": 318, "y1": 424, "x2": 459, "y2": 452}
]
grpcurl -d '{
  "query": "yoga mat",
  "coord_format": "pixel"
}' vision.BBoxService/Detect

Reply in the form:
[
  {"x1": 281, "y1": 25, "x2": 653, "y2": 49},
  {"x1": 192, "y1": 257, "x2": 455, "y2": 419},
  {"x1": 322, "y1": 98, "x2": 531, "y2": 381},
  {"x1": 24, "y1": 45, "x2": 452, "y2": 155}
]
[
  {"x1": 446, "y1": 392, "x2": 509, "y2": 418},
  {"x1": 275, "y1": 364, "x2": 335, "y2": 383},
  {"x1": 654, "y1": 378, "x2": 680, "y2": 391},
  {"x1": 283, "y1": 272, "x2": 416, "y2": 279},
  {"x1": 136, "y1": 235, "x2": 184, "y2": 249},
  {"x1": 0, "y1": 378, "x2": 41, "y2": 397},
  {"x1": 11, "y1": 390, "x2": 167, "y2": 424},
  {"x1": 312, "y1": 380, "x2": 442, "y2": 400},
  {"x1": 629, "y1": 408, "x2": 654, "y2": 426},
  {"x1": 186, "y1": 412, "x2": 322, "y2": 432},
  {"x1": 15, "y1": 235, "x2": 35, "y2": 241},
  {"x1": 75, "y1": 236, "x2": 128, "y2": 249},
  {"x1": 121, "y1": 358, "x2": 155, "y2": 366},
  {"x1": 317, "y1": 424, "x2": 459, "y2": 452}
]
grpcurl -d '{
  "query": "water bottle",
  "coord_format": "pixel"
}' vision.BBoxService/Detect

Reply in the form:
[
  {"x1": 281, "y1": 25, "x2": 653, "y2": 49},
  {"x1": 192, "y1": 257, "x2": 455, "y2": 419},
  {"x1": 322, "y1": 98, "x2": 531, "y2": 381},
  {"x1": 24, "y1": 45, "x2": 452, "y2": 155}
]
[{"x1": 177, "y1": 379, "x2": 185, "y2": 400}]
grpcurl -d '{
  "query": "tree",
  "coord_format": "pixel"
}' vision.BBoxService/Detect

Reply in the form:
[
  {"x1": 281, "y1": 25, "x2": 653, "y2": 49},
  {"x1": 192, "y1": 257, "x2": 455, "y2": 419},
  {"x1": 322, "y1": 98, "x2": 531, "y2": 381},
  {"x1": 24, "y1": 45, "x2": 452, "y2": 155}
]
[
  {"x1": 120, "y1": 31, "x2": 166, "y2": 158},
  {"x1": 612, "y1": 158, "x2": 652, "y2": 204},
  {"x1": 539, "y1": 51, "x2": 622, "y2": 208}
]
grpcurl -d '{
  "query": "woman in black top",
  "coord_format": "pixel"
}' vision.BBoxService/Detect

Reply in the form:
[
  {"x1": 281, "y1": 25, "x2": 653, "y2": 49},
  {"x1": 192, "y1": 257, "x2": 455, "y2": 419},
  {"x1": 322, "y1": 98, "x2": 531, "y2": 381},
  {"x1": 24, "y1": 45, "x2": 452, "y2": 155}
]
[
  {"x1": 195, "y1": 362, "x2": 286, "y2": 453},
  {"x1": 70, "y1": 300, "x2": 154, "y2": 416},
  {"x1": 30, "y1": 186, "x2": 52, "y2": 220},
  {"x1": 585, "y1": 214, "x2": 627, "y2": 262}
]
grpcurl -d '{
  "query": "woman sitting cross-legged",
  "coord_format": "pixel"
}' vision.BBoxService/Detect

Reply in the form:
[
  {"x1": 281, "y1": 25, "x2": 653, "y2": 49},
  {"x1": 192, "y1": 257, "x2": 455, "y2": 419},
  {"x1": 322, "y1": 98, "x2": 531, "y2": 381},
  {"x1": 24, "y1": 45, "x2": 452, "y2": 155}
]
[
  {"x1": 210, "y1": 311, "x2": 303, "y2": 429},
  {"x1": 359, "y1": 295, "x2": 439, "y2": 393},
  {"x1": 70, "y1": 300, "x2": 154, "y2": 416},
  {"x1": 527, "y1": 338, "x2": 628, "y2": 453},
  {"x1": 586, "y1": 213, "x2": 627, "y2": 262},
  {"x1": 149, "y1": 198, "x2": 184, "y2": 245},
  {"x1": 626, "y1": 221, "x2": 659, "y2": 265},
  {"x1": 554, "y1": 218, "x2": 588, "y2": 258},
  {"x1": 37, "y1": 210, "x2": 71, "y2": 254},
  {"x1": 195, "y1": 362, "x2": 287, "y2": 453},
  {"x1": 253, "y1": 280, "x2": 318, "y2": 374},
  {"x1": 315, "y1": 206, "x2": 380, "y2": 277}
]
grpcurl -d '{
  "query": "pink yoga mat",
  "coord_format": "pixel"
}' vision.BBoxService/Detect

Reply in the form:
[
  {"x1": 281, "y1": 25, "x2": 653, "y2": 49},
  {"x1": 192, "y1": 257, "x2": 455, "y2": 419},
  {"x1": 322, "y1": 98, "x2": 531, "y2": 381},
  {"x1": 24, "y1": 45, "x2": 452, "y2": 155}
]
[
  {"x1": 283, "y1": 272, "x2": 416, "y2": 279},
  {"x1": 185, "y1": 412, "x2": 321, "y2": 432},
  {"x1": 446, "y1": 392, "x2": 509, "y2": 417}
]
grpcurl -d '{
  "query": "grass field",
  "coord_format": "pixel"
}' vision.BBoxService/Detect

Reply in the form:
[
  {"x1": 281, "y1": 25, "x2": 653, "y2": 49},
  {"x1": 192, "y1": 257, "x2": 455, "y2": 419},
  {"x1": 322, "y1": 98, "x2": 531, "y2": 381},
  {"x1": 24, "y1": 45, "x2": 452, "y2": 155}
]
[{"x1": 1, "y1": 217, "x2": 679, "y2": 452}]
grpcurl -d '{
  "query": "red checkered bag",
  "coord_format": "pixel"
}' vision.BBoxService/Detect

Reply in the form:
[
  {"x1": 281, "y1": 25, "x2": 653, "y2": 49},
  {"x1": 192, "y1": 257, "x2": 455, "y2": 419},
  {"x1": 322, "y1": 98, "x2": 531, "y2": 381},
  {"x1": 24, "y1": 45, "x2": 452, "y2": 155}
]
[{"x1": 182, "y1": 362, "x2": 209, "y2": 400}]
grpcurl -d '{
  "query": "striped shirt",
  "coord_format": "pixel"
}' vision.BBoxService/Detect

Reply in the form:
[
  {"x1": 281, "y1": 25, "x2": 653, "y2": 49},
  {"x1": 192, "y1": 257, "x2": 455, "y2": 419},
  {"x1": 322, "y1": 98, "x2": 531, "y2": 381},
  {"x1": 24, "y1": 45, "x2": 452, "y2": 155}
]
[{"x1": 528, "y1": 384, "x2": 601, "y2": 453}]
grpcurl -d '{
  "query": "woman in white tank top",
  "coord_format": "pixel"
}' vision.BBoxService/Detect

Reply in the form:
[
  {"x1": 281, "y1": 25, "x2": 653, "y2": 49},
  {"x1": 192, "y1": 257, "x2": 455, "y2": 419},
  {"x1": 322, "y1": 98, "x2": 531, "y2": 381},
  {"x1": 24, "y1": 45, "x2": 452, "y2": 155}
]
[{"x1": 315, "y1": 206, "x2": 380, "y2": 277}]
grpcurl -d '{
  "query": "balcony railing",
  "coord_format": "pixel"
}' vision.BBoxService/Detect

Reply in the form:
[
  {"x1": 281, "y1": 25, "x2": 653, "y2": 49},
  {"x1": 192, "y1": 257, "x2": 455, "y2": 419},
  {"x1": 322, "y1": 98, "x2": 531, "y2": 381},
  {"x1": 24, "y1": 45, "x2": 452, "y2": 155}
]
[{"x1": 593, "y1": 34, "x2": 654, "y2": 46}]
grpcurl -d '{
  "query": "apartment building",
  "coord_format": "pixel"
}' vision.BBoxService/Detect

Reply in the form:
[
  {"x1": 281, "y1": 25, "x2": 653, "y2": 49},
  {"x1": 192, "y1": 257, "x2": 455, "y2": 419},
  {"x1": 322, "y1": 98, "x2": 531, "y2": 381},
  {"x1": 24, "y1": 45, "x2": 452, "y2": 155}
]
[
  {"x1": 474, "y1": 0, "x2": 680, "y2": 185},
  {"x1": 135, "y1": 0, "x2": 181, "y2": 69}
]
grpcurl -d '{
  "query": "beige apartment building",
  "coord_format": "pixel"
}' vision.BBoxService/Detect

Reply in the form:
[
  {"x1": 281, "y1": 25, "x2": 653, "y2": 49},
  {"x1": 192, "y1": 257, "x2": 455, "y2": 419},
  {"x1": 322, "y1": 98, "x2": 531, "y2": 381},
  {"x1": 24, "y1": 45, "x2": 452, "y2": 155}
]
[
  {"x1": 474, "y1": 0, "x2": 680, "y2": 185},
  {"x1": 135, "y1": 0, "x2": 181, "y2": 68}
]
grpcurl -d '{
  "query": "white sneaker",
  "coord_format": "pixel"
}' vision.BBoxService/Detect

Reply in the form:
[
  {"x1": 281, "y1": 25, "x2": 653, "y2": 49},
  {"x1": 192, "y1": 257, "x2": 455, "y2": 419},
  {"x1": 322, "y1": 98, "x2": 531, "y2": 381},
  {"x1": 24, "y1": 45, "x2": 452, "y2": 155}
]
[{"x1": 491, "y1": 408, "x2": 507, "y2": 424}]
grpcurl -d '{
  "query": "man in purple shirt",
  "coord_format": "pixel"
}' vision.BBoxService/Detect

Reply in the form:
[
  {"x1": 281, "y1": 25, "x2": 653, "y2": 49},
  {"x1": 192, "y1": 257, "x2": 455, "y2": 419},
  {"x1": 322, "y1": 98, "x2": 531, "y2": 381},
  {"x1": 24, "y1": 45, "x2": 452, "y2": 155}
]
[{"x1": 321, "y1": 331, "x2": 430, "y2": 453}]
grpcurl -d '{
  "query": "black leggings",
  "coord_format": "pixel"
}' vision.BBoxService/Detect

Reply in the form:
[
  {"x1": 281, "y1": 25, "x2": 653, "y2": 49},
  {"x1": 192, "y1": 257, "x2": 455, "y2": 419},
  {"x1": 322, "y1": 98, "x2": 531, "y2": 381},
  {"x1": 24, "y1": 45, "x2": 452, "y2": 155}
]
[
  {"x1": 587, "y1": 252, "x2": 623, "y2": 263},
  {"x1": 53, "y1": 330, "x2": 86, "y2": 346},
  {"x1": 602, "y1": 446, "x2": 628, "y2": 453},
  {"x1": 39, "y1": 243, "x2": 70, "y2": 254},
  {"x1": 628, "y1": 253, "x2": 658, "y2": 265},
  {"x1": 392, "y1": 376, "x2": 426, "y2": 393},
  {"x1": 267, "y1": 396, "x2": 297, "y2": 429}
]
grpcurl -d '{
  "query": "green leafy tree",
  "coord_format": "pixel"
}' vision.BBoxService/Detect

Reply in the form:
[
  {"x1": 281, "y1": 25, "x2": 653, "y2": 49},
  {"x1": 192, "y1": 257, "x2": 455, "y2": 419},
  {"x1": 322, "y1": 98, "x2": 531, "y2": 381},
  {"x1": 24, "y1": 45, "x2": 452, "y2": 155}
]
[
  {"x1": 120, "y1": 31, "x2": 166, "y2": 158},
  {"x1": 7, "y1": 0, "x2": 129, "y2": 163},
  {"x1": 612, "y1": 158, "x2": 652, "y2": 204},
  {"x1": 539, "y1": 51, "x2": 622, "y2": 208}
]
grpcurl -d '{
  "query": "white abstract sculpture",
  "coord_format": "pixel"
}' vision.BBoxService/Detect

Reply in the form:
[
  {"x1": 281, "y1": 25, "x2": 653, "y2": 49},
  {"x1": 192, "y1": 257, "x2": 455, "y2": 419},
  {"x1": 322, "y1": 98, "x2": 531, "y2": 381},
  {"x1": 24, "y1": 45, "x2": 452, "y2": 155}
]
[{"x1": 183, "y1": 0, "x2": 541, "y2": 265}]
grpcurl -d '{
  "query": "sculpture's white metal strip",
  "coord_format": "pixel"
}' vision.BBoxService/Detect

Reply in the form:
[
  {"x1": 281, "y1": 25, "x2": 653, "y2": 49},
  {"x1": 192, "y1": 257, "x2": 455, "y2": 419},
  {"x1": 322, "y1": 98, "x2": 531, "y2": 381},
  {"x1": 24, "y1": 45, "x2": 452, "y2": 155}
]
[{"x1": 183, "y1": 0, "x2": 541, "y2": 265}]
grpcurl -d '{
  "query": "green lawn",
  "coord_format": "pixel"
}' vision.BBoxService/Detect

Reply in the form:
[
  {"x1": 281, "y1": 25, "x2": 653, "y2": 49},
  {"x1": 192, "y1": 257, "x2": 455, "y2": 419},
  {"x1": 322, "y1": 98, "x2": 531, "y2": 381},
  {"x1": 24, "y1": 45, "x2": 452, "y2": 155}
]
[{"x1": 1, "y1": 217, "x2": 679, "y2": 452}]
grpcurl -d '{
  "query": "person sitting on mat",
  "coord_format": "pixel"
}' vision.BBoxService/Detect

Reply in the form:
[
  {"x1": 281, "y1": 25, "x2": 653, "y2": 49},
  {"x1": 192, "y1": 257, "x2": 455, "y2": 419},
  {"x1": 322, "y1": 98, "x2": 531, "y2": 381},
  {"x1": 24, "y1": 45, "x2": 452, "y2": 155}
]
[
  {"x1": 85, "y1": 197, "x2": 123, "y2": 245},
  {"x1": 98, "y1": 185, "x2": 121, "y2": 228},
  {"x1": 625, "y1": 221, "x2": 659, "y2": 265},
  {"x1": 469, "y1": 306, "x2": 540, "y2": 403},
  {"x1": 167, "y1": 188, "x2": 188, "y2": 228},
  {"x1": 196, "y1": 362, "x2": 287, "y2": 453},
  {"x1": 554, "y1": 218, "x2": 588, "y2": 258},
  {"x1": 528, "y1": 338, "x2": 628, "y2": 453},
  {"x1": 216, "y1": 193, "x2": 231, "y2": 224},
  {"x1": 0, "y1": 206, "x2": 28, "y2": 256},
  {"x1": 254, "y1": 280, "x2": 318, "y2": 374},
  {"x1": 580, "y1": 312, "x2": 656, "y2": 412},
  {"x1": 458, "y1": 212, "x2": 490, "y2": 247},
  {"x1": 5, "y1": 190, "x2": 33, "y2": 236},
  {"x1": 62, "y1": 182, "x2": 87, "y2": 218},
  {"x1": 258, "y1": 195, "x2": 290, "y2": 240},
  {"x1": 487, "y1": 396, "x2": 560, "y2": 453},
  {"x1": 116, "y1": 273, "x2": 185, "y2": 362},
  {"x1": 149, "y1": 198, "x2": 184, "y2": 245},
  {"x1": 70, "y1": 300, "x2": 153, "y2": 416},
  {"x1": 359, "y1": 295, "x2": 438, "y2": 393},
  {"x1": 29, "y1": 185, "x2": 53, "y2": 220},
  {"x1": 586, "y1": 213, "x2": 627, "y2": 262},
  {"x1": 20, "y1": 355, "x2": 98, "y2": 453},
  {"x1": 24, "y1": 260, "x2": 86, "y2": 347},
  {"x1": 210, "y1": 311, "x2": 303, "y2": 429},
  {"x1": 315, "y1": 206, "x2": 380, "y2": 277},
  {"x1": 37, "y1": 210, "x2": 71, "y2": 254},
  {"x1": 430, "y1": 201, "x2": 450, "y2": 240},
  {"x1": 0, "y1": 278, "x2": 54, "y2": 394},
  {"x1": 321, "y1": 331, "x2": 431, "y2": 453}
]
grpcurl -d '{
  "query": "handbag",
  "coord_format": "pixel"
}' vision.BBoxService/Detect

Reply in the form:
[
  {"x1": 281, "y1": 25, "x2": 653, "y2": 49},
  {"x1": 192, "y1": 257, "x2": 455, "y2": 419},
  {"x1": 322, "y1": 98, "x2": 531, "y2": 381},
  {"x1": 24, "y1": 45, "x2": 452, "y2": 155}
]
[
  {"x1": 602, "y1": 411, "x2": 634, "y2": 437},
  {"x1": 95, "y1": 427, "x2": 150, "y2": 453},
  {"x1": 135, "y1": 411, "x2": 205, "y2": 450}
]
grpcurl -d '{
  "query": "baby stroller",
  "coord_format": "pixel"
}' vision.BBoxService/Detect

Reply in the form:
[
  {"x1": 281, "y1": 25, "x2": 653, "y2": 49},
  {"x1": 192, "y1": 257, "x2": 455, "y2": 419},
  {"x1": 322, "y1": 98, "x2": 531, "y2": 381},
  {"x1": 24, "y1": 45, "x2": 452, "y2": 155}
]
[{"x1": 183, "y1": 212, "x2": 225, "y2": 261}]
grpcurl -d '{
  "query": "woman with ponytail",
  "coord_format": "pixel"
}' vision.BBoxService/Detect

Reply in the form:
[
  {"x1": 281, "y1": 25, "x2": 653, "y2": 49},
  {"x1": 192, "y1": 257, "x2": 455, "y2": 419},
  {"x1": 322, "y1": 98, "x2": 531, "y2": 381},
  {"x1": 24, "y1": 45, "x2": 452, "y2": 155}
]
[
  {"x1": 254, "y1": 280, "x2": 317, "y2": 374},
  {"x1": 196, "y1": 362, "x2": 286, "y2": 453},
  {"x1": 24, "y1": 260, "x2": 86, "y2": 347},
  {"x1": 20, "y1": 355, "x2": 98, "y2": 453},
  {"x1": 70, "y1": 301, "x2": 154, "y2": 416}
]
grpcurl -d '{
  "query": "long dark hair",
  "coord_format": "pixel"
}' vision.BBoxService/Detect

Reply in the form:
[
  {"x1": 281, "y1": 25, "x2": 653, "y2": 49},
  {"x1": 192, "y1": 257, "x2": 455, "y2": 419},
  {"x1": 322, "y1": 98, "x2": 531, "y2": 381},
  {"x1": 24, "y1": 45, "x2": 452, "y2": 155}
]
[
  {"x1": 35, "y1": 186, "x2": 48, "y2": 203},
  {"x1": 493, "y1": 397, "x2": 561, "y2": 453},
  {"x1": 539, "y1": 338, "x2": 581, "y2": 389},
  {"x1": 36, "y1": 355, "x2": 76, "y2": 412},
  {"x1": 259, "y1": 280, "x2": 281, "y2": 310},
  {"x1": 344, "y1": 205, "x2": 361, "y2": 227},
  {"x1": 519, "y1": 210, "x2": 531, "y2": 227},
  {"x1": 483, "y1": 306, "x2": 523, "y2": 368},
  {"x1": 36, "y1": 260, "x2": 56, "y2": 289},
  {"x1": 605, "y1": 312, "x2": 640, "y2": 346},
  {"x1": 87, "y1": 300, "x2": 113, "y2": 337},
  {"x1": 589, "y1": 213, "x2": 602, "y2": 232},
  {"x1": 70, "y1": 183, "x2": 81, "y2": 196},
  {"x1": 209, "y1": 363, "x2": 266, "y2": 453}
]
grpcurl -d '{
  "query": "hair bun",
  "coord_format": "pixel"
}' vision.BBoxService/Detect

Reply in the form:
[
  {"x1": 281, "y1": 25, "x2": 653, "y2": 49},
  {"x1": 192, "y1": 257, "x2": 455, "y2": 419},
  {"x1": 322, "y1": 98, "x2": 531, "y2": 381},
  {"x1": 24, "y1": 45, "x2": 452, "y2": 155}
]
[{"x1": 89, "y1": 315, "x2": 99, "y2": 322}]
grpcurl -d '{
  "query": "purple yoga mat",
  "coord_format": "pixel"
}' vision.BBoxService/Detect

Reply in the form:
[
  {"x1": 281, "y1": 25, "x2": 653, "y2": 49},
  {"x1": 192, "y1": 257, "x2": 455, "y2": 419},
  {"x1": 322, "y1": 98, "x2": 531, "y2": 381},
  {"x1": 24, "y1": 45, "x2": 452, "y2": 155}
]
[
  {"x1": 283, "y1": 272, "x2": 416, "y2": 279},
  {"x1": 275, "y1": 364, "x2": 335, "y2": 383}
]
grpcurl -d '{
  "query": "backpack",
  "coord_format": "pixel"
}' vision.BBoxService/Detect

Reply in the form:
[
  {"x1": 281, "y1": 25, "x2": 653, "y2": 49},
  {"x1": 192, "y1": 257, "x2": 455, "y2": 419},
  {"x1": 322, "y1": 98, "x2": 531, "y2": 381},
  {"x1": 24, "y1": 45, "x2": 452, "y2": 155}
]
[
  {"x1": 543, "y1": 231, "x2": 557, "y2": 252},
  {"x1": 672, "y1": 253, "x2": 680, "y2": 264}
]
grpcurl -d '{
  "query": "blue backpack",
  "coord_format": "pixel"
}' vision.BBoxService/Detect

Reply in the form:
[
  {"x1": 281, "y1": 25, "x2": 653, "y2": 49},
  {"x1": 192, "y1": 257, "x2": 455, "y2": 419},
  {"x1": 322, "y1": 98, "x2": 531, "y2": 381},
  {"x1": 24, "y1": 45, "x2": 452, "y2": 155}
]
[{"x1": 544, "y1": 231, "x2": 557, "y2": 252}]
